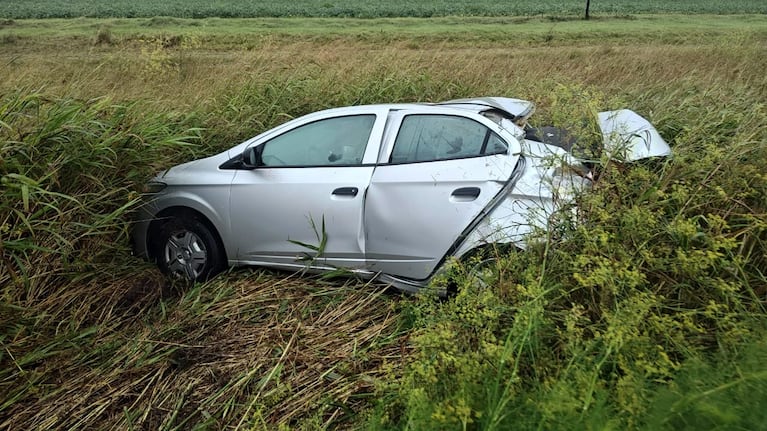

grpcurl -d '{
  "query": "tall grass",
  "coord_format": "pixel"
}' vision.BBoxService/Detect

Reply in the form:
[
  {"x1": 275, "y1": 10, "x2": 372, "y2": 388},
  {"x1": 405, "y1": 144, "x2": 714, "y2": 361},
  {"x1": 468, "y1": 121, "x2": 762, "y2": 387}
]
[
  {"x1": 0, "y1": 89, "x2": 408, "y2": 429},
  {"x1": 0, "y1": 92, "x2": 200, "y2": 424},
  {"x1": 0, "y1": 92, "x2": 202, "y2": 295},
  {"x1": 1, "y1": 21, "x2": 766, "y2": 430}
]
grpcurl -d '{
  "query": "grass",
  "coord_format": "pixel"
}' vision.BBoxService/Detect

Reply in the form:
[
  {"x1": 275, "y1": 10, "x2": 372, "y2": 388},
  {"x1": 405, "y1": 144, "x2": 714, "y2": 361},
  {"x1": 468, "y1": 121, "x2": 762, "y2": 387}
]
[
  {"x1": 1, "y1": 15, "x2": 767, "y2": 430},
  {"x1": 0, "y1": 0, "x2": 765, "y2": 19},
  {"x1": 2, "y1": 269, "x2": 404, "y2": 429},
  {"x1": 2, "y1": 15, "x2": 767, "y2": 44},
  {"x1": 1, "y1": 16, "x2": 765, "y2": 118}
]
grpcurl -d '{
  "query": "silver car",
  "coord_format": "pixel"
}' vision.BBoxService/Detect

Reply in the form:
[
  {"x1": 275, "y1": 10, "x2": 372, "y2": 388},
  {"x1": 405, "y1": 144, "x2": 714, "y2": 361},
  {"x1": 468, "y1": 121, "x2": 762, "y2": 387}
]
[{"x1": 132, "y1": 97, "x2": 670, "y2": 292}]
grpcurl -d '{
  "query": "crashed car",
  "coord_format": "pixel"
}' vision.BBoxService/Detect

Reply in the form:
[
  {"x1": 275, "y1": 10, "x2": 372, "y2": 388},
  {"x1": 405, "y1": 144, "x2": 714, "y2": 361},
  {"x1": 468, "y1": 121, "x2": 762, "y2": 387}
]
[{"x1": 133, "y1": 97, "x2": 670, "y2": 292}]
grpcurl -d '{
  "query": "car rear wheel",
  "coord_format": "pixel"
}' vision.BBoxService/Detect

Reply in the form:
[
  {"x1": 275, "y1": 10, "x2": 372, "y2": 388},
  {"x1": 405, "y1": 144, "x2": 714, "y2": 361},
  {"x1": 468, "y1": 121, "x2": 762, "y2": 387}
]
[{"x1": 155, "y1": 215, "x2": 225, "y2": 282}]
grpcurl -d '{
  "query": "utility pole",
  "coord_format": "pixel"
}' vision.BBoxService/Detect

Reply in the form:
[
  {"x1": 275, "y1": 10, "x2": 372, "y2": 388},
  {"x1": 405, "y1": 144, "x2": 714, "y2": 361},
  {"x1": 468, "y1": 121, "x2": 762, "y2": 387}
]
[{"x1": 585, "y1": 0, "x2": 591, "y2": 20}]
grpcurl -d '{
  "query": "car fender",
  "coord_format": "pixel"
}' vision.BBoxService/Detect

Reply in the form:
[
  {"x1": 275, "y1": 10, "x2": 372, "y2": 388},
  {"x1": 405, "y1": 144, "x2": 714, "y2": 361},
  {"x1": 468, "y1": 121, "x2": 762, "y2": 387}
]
[{"x1": 136, "y1": 188, "x2": 232, "y2": 259}]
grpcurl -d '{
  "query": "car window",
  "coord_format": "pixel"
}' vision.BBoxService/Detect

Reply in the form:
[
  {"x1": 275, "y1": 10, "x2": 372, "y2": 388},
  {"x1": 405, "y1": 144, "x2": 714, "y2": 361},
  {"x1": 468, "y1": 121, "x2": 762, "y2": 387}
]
[
  {"x1": 390, "y1": 114, "x2": 507, "y2": 163},
  {"x1": 260, "y1": 115, "x2": 375, "y2": 167}
]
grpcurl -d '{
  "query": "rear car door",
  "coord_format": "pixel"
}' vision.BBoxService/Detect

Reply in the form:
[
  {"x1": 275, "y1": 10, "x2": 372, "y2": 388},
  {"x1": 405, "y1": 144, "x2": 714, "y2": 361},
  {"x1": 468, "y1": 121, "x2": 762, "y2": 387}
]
[{"x1": 364, "y1": 109, "x2": 521, "y2": 280}]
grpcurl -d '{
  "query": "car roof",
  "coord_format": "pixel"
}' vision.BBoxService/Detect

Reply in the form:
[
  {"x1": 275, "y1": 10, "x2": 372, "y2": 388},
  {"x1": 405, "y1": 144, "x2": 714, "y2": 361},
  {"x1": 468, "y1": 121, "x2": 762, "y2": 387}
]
[{"x1": 316, "y1": 96, "x2": 535, "y2": 120}]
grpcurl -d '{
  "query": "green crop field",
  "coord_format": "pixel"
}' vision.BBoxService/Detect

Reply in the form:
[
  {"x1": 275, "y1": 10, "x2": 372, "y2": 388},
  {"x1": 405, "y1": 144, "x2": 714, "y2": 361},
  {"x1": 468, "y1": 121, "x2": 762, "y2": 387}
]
[
  {"x1": 1, "y1": 9, "x2": 767, "y2": 431},
  {"x1": 0, "y1": 0, "x2": 765, "y2": 19}
]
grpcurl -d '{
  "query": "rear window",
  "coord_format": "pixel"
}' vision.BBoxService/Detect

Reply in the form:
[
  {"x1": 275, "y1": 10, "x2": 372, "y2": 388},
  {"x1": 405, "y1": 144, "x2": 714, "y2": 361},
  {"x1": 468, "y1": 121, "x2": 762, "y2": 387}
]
[{"x1": 390, "y1": 114, "x2": 507, "y2": 164}]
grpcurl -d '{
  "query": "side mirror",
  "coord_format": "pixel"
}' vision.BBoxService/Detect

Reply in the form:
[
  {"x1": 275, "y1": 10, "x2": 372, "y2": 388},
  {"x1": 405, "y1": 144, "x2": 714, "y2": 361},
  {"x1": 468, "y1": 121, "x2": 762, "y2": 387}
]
[{"x1": 241, "y1": 146, "x2": 262, "y2": 169}]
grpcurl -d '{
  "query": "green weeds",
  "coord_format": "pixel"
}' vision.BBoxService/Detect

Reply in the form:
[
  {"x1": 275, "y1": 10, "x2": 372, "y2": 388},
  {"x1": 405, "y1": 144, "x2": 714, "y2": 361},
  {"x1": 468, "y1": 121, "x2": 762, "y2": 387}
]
[{"x1": 368, "y1": 85, "x2": 767, "y2": 430}]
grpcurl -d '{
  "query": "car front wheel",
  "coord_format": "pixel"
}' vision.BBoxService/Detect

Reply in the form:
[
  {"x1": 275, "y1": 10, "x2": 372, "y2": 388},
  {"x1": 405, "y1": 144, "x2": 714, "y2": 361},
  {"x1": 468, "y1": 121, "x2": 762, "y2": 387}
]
[{"x1": 155, "y1": 215, "x2": 224, "y2": 282}]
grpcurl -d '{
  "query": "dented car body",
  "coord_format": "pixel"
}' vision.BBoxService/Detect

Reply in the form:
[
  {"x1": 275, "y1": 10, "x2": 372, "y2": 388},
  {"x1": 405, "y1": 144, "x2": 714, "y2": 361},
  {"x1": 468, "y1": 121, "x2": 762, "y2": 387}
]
[{"x1": 133, "y1": 97, "x2": 670, "y2": 292}]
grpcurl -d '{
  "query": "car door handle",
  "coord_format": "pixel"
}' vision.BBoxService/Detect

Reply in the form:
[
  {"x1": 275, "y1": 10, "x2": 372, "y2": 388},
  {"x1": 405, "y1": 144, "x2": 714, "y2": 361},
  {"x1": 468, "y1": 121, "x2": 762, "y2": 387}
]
[
  {"x1": 451, "y1": 187, "x2": 481, "y2": 201},
  {"x1": 332, "y1": 187, "x2": 359, "y2": 197}
]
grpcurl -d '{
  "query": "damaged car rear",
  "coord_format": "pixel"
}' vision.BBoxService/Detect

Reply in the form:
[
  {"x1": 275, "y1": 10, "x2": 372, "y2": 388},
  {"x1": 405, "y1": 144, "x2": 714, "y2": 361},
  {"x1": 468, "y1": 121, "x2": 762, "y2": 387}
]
[{"x1": 132, "y1": 97, "x2": 671, "y2": 292}]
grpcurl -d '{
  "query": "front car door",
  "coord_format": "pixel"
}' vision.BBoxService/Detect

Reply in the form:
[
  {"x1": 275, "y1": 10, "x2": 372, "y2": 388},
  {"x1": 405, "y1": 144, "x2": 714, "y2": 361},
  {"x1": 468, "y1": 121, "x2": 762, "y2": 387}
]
[
  {"x1": 229, "y1": 107, "x2": 388, "y2": 271},
  {"x1": 364, "y1": 109, "x2": 521, "y2": 280}
]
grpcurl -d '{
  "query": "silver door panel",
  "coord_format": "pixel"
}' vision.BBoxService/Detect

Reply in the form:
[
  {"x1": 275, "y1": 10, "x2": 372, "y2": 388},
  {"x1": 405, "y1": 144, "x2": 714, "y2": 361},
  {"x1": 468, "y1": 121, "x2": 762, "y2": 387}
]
[
  {"x1": 364, "y1": 155, "x2": 514, "y2": 280},
  {"x1": 230, "y1": 166, "x2": 374, "y2": 268}
]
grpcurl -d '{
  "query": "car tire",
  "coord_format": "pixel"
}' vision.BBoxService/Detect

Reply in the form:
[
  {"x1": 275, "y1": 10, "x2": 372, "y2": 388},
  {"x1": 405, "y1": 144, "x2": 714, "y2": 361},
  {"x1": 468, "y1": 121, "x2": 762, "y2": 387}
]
[{"x1": 154, "y1": 215, "x2": 225, "y2": 282}]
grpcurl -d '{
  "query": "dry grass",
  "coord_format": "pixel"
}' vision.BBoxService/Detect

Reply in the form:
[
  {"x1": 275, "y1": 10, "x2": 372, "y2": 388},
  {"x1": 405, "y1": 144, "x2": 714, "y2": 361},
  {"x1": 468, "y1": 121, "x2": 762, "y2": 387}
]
[
  {"x1": 1, "y1": 36, "x2": 765, "y2": 111},
  {"x1": 2, "y1": 267, "x2": 404, "y2": 429}
]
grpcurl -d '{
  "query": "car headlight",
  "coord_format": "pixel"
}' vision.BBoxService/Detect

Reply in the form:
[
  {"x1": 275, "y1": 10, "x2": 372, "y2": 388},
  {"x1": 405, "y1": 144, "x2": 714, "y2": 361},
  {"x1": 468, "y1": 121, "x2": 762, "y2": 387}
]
[{"x1": 143, "y1": 181, "x2": 167, "y2": 194}]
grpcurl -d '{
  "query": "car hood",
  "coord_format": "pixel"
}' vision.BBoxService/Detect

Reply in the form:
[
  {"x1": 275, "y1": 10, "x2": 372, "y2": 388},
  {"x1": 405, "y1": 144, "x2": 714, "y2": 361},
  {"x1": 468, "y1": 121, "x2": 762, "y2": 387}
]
[
  {"x1": 157, "y1": 151, "x2": 232, "y2": 184},
  {"x1": 160, "y1": 159, "x2": 199, "y2": 178}
]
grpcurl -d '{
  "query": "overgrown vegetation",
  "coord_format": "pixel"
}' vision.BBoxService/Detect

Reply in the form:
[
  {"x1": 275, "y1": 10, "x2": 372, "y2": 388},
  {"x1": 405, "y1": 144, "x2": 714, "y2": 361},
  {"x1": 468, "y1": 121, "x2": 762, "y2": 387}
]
[
  {"x1": 1, "y1": 17, "x2": 766, "y2": 430},
  {"x1": 369, "y1": 87, "x2": 767, "y2": 429}
]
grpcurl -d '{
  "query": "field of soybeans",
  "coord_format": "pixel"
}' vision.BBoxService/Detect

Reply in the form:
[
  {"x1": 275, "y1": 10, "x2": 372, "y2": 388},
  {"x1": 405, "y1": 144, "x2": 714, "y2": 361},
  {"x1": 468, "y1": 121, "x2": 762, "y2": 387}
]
[
  {"x1": 1, "y1": 2, "x2": 766, "y2": 430},
  {"x1": 0, "y1": 0, "x2": 765, "y2": 19}
]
